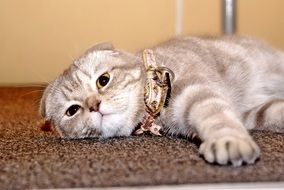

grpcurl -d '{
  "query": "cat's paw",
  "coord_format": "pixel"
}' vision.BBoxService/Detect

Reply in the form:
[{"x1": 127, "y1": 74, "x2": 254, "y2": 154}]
[{"x1": 199, "y1": 134, "x2": 260, "y2": 166}]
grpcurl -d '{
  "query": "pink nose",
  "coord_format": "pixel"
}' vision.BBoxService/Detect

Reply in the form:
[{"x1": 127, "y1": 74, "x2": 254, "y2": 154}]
[{"x1": 86, "y1": 95, "x2": 101, "y2": 112}]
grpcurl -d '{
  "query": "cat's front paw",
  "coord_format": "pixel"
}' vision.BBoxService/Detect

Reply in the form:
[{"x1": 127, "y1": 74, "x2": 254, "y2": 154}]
[{"x1": 199, "y1": 134, "x2": 260, "y2": 166}]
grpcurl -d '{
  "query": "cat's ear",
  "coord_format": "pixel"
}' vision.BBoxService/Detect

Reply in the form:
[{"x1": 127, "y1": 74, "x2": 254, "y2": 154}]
[
  {"x1": 39, "y1": 87, "x2": 54, "y2": 132},
  {"x1": 40, "y1": 88, "x2": 47, "y2": 118},
  {"x1": 39, "y1": 83, "x2": 53, "y2": 119},
  {"x1": 87, "y1": 42, "x2": 115, "y2": 52}
]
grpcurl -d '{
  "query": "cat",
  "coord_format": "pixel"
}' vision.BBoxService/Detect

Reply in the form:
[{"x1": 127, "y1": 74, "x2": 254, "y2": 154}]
[{"x1": 40, "y1": 36, "x2": 284, "y2": 166}]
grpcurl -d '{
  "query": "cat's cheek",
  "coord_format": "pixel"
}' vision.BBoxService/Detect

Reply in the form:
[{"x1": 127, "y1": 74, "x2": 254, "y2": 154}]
[{"x1": 99, "y1": 104, "x2": 117, "y2": 115}]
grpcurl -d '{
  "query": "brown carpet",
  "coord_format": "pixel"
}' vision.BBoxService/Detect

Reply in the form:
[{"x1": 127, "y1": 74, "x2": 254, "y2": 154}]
[{"x1": 0, "y1": 87, "x2": 283, "y2": 189}]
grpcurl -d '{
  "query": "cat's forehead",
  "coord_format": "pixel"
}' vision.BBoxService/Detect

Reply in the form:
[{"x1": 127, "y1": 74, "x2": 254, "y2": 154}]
[
  {"x1": 71, "y1": 50, "x2": 139, "y2": 78},
  {"x1": 75, "y1": 50, "x2": 121, "y2": 70},
  {"x1": 60, "y1": 50, "x2": 122, "y2": 83},
  {"x1": 49, "y1": 50, "x2": 140, "y2": 100},
  {"x1": 53, "y1": 51, "x2": 126, "y2": 97}
]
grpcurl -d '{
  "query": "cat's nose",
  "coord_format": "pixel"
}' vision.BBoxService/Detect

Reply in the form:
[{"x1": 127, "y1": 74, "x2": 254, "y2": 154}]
[
  {"x1": 89, "y1": 101, "x2": 101, "y2": 112},
  {"x1": 86, "y1": 96, "x2": 101, "y2": 112}
]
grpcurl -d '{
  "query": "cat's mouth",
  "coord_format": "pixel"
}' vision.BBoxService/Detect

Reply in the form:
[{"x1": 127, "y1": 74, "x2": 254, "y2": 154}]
[{"x1": 90, "y1": 107, "x2": 112, "y2": 117}]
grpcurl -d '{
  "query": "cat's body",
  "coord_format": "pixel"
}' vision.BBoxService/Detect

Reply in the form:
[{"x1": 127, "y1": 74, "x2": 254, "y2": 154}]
[
  {"x1": 153, "y1": 37, "x2": 284, "y2": 133},
  {"x1": 41, "y1": 36, "x2": 284, "y2": 166}
]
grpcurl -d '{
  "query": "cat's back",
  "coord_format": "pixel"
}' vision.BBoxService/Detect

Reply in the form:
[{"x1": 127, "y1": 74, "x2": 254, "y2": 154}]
[
  {"x1": 151, "y1": 36, "x2": 284, "y2": 111},
  {"x1": 152, "y1": 36, "x2": 284, "y2": 81},
  {"x1": 153, "y1": 35, "x2": 281, "y2": 65}
]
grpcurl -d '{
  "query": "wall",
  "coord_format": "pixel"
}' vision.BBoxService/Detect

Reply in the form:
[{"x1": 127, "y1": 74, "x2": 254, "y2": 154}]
[
  {"x1": 238, "y1": 0, "x2": 284, "y2": 50},
  {"x1": 0, "y1": 0, "x2": 175, "y2": 84},
  {"x1": 0, "y1": 0, "x2": 283, "y2": 84}
]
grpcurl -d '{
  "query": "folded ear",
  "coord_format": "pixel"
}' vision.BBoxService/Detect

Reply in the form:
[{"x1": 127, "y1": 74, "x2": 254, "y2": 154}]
[
  {"x1": 87, "y1": 42, "x2": 114, "y2": 52},
  {"x1": 39, "y1": 83, "x2": 53, "y2": 119}
]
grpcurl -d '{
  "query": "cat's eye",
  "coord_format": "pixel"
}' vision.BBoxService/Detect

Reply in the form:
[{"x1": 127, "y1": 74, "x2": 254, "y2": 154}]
[
  {"x1": 66, "y1": 105, "x2": 81, "y2": 117},
  {"x1": 96, "y1": 72, "x2": 110, "y2": 89}
]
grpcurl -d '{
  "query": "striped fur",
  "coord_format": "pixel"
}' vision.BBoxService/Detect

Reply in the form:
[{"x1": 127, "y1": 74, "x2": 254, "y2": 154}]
[{"x1": 40, "y1": 36, "x2": 284, "y2": 166}]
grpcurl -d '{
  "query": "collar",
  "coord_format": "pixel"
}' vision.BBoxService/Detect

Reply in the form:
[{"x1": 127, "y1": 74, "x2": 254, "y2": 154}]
[{"x1": 134, "y1": 49, "x2": 174, "y2": 136}]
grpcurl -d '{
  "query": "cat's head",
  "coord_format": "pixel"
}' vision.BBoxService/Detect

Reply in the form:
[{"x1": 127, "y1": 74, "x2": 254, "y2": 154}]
[{"x1": 40, "y1": 43, "x2": 146, "y2": 139}]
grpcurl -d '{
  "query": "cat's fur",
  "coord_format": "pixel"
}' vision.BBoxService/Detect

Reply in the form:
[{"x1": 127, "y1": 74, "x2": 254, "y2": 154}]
[{"x1": 40, "y1": 36, "x2": 284, "y2": 166}]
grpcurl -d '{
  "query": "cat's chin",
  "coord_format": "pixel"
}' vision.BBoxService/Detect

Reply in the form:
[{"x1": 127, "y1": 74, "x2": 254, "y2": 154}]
[
  {"x1": 100, "y1": 126, "x2": 134, "y2": 138},
  {"x1": 98, "y1": 113, "x2": 135, "y2": 138}
]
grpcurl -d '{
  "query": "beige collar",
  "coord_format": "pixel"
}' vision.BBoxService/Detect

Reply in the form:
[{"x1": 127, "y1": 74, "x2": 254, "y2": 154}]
[{"x1": 134, "y1": 49, "x2": 174, "y2": 136}]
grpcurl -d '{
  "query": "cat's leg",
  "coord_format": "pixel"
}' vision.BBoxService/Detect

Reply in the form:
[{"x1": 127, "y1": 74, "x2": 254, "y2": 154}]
[
  {"x1": 172, "y1": 81, "x2": 260, "y2": 166},
  {"x1": 243, "y1": 99, "x2": 284, "y2": 133}
]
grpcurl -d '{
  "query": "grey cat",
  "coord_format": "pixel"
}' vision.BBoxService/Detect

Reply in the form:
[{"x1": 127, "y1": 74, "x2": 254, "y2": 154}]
[{"x1": 40, "y1": 36, "x2": 284, "y2": 166}]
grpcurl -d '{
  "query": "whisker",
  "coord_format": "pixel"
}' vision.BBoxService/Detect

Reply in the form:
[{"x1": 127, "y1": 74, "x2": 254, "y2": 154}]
[
  {"x1": 12, "y1": 84, "x2": 47, "y2": 88},
  {"x1": 19, "y1": 89, "x2": 44, "y2": 98}
]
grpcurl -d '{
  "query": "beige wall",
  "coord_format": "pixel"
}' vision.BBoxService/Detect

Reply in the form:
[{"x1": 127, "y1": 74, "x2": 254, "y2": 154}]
[
  {"x1": 238, "y1": 0, "x2": 284, "y2": 50},
  {"x1": 0, "y1": 0, "x2": 284, "y2": 84},
  {"x1": 183, "y1": 0, "x2": 221, "y2": 36},
  {"x1": 0, "y1": 0, "x2": 175, "y2": 84}
]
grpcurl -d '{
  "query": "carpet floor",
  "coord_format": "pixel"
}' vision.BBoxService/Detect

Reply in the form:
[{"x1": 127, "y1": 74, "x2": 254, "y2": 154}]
[{"x1": 0, "y1": 87, "x2": 283, "y2": 189}]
